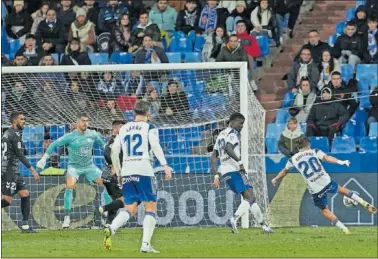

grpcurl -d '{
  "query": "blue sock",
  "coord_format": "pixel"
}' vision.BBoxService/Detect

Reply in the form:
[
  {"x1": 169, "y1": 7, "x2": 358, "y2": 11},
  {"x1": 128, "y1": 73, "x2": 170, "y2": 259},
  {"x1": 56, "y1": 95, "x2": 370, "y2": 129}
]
[{"x1": 64, "y1": 189, "x2": 73, "y2": 216}]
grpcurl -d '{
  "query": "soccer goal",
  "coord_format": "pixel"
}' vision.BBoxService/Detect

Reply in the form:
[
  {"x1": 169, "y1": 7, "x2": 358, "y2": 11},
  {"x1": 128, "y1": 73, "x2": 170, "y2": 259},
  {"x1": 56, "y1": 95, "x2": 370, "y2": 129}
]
[{"x1": 1, "y1": 62, "x2": 267, "y2": 230}]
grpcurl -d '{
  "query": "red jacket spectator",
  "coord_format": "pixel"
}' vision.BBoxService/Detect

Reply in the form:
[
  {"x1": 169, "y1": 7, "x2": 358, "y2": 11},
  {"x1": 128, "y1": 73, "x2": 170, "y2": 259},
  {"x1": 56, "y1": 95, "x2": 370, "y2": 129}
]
[{"x1": 235, "y1": 20, "x2": 261, "y2": 58}]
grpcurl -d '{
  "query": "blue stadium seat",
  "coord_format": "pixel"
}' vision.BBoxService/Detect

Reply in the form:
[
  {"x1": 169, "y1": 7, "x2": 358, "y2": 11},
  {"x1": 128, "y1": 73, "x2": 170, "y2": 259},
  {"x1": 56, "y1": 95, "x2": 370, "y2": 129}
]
[
  {"x1": 350, "y1": 107, "x2": 368, "y2": 124},
  {"x1": 93, "y1": 143, "x2": 104, "y2": 156},
  {"x1": 22, "y1": 125, "x2": 44, "y2": 142},
  {"x1": 194, "y1": 36, "x2": 206, "y2": 52},
  {"x1": 173, "y1": 31, "x2": 186, "y2": 39},
  {"x1": 256, "y1": 35, "x2": 270, "y2": 57},
  {"x1": 342, "y1": 120, "x2": 366, "y2": 143},
  {"x1": 265, "y1": 137, "x2": 279, "y2": 154},
  {"x1": 178, "y1": 126, "x2": 203, "y2": 144},
  {"x1": 300, "y1": 123, "x2": 307, "y2": 133},
  {"x1": 159, "y1": 128, "x2": 178, "y2": 144},
  {"x1": 88, "y1": 53, "x2": 108, "y2": 64},
  {"x1": 166, "y1": 52, "x2": 182, "y2": 63},
  {"x1": 359, "y1": 136, "x2": 377, "y2": 153},
  {"x1": 9, "y1": 39, "x2": 20, "y2": 59},
  {"x1": 184, "y1": 52, "x2": 201, "y2": 63},
  {"x1": 169, "y1": 37, "x2": 193, "y2": 52},
  {"x1": 94, "y1": 156, "x2": 104, "y2": 169},
  {"x1": 266, "y1": 123, "x2": 285, "y2": 138},
  {"x1": 328, "y1": 34, "x2": 337, "y2": 47},
  {"x1": 335, "y1": 21, "x2": 345, "y2": 36},
  {"x1": 50, "y1": 124, "x2": 67, "y2": 140},
  {"x1": 24, "y1": 141, "x2": 35, "y2": 156},
  {"x1": 166, "y1": 141, "x2": 191, "y2": 155},
  {"x1": 51, "y1": 53, "x2": 59, "y2": 64},
  {"x1": 309, "y1": 137, "x2": 330, "y2": 152},
  {"x1": 358, "y1": 78, "x2": 370, "y2": 92},
  {"x1": 110, "y1": 52, "x2": 120, "y2": 63},
  {"x1": 369, "y1": 122, "x2": 378, "y2": 137},
  {"x1": 35, "y1": 140, "x2": 44, "y2": 155},
  {"x1": 356, "y1": 0, "x2": 366, "y2": 7},
  {"x1": 282, "y1": 92, "x2": 294, "y2": 108},
  {"x1": 359, "y1": 90, "x2": 372, "y2": 109},
  {"x1": 356, "y1": 64, "x2": 378, "y2": 82},
  {"x1": 119, "y1": 52, "x2": 133, "y2": 64},
  {"x1": 340, "y1": 64, "x2": 353, "y2": 83},
  {"x1": 187, "y1": 30, "x2": 197, "y2": 43},
  {"x1": 345, "y1": 8, "x2": 356, "y2": 22},
  {"x1": 1, "y1": 25, "x2": 9, "y2": 54},
  {"x1": 331, "y1": 136, "x2": 356, "y2": 153},
  {"x1": 275, "y1": 109, "x2": 290, "y2": 123}
]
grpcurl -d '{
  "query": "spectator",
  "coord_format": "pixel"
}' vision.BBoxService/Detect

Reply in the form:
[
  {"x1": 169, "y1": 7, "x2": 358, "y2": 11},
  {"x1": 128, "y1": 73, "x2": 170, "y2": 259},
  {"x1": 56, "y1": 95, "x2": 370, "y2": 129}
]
[
  {"x1": 122, "y1": 0, "x2": 145, "y2": 25},
  {"x1": 332, "y1": 21, "x2": 363, "y2": 72},
  {"x1": 4, "y1": 81, "x2": 34, "y2": 118},
  {"x1": 317, "y1": 49, "x2": 340, "y2": 91},
  {"x1": 202, "y1": 25, "x2": 228, "y2": 62},
  {"x1": 366, "y1": 0, "x2": 378, "y2": 17},
  {"x1": 327, "y1": 71, "x2": 358, "y2": 118},
  {"x1": 199, "y1": 0, "x2": 218, "y2": 34},
  {"x1": 235, "y1": 20, "x2": 261, "y2": 90},
  {"x1": 31, "y1": 1, "x2": 50, "y2": 35},
  {"x1": 278, "y1": 117, "x2": 304, "y2": 157},
  {"x1": 5, "y1": 0, "x2": 32, "y2": 45},
  {"x1": 36, "y1": 9, "x2": 67, "y2": 53},
  {"x1": 131, "y1": 11, "x2": 161, "y2": 49},
  {"x1": 250, "y1": 0, "x2": 279, "y2": 45},
  {"x1": 68, "y1": 7, "x2": 96, "y2": 52},
  {"x1": 61, "y1": 38, "x2": 92, "y2": 65},
  {"x1": 306, "y1": 87, "x2": 349, "y2": 144},
  {"x1": 15, "y1": 34, "x2": 44, "y2": 66},
  {"x1": 82, "y1": 0, "x2": 100, "y2": 25},
  {"x1": 39, "y1": 54, "x2": 57, "y2": 66},
  {"x1": 110, "y1": 13, "x2": 132, "y2": 52},
  {"x1": 134, "y1": 35, "x2": 169, "y2": 64},
  {"x1": 149, "y1": 0, "x2": 178, "y2": 32},
  {"x1": 9, "y1": 53, "x2": 28, "y2": 66},
  {"x1": 143, "y1": 85, "x2": 161, "y2": 118},
  {"x1": 160, "y1": 79, "x2": 189, "y2": 115},
  {"x1": 216, "y1": 34, "x2": 248, "y2": 62},
  {"x1": 271, "y1": 0, "x2": 302, "y2": 39},
  {"x1": 57, "y1": 0, "x2": 76, "y2": 32},
  {"x1": 363, "y1": 15, "x2": 378, "y2": 64},
  {"x1": 289, "y1": 77, "x2": 317, "y2": 123},
  {"x1": 97, "y1": 71, "x2": 122, "y2": 100},
  {"x1": 97, "y1": 0, "x2": 128, "y2": 34},
  {"x1": 294, "y1": 30, "x2": 331, "y2": 64},
  {"x1": 123, "y1": 71, "x2": 145, "y2": 96},
  {"x1": 217, "y1": 0, "x2": 236, "y2": 13},
  {"x1": 175, "y1": 0, "x2": 201, "y2": 34},
  {"x1": 288, "y1": 48, "x2": 319, "y2": 93},
  {"x1": 367, "y1": 87, "x2": 378, "y2": 132},
  {"x1": 352, "y1": 5, "x2": 369, "y2": 38},
  {"x1": 226, "y1": 1, "x2": 252, "y2": 35},
  {"x1": 104, "y1": 99, "x2": 122, "y2": 117}
]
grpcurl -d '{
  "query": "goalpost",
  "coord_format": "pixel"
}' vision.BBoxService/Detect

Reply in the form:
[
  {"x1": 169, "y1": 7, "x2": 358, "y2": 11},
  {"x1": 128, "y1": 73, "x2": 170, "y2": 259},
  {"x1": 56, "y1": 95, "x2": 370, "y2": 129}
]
[{"x1": 1, "y1": 62, "x2": 267, "y2": 230}]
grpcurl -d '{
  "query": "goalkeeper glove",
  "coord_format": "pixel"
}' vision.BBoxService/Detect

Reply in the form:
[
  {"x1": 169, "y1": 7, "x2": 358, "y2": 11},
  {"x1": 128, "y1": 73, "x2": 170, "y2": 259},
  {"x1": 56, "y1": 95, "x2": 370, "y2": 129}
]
[
  {"x1": 36, "y1": 154, "x2": 49, "y2": 169},
  {"x1": 337, "y1": 160, "x2": 351, "y2": 167}
]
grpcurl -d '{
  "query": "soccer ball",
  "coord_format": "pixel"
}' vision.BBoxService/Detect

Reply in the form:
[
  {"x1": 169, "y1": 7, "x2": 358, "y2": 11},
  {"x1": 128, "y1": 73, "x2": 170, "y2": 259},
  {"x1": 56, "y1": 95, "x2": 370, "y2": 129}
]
[{"x1": 343, "y1": 192, "x2": 359, "y2": 208}]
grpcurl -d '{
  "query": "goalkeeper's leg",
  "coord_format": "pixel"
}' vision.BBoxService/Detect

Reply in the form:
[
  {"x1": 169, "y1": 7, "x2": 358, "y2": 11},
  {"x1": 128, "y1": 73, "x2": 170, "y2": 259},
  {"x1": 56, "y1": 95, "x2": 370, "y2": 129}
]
[
  {"x1": 62, "y1": 175, "x2": 77, "y2": 229},
  {"x1": 338, "y1": 186, "x2": 377, "y2": 214}
]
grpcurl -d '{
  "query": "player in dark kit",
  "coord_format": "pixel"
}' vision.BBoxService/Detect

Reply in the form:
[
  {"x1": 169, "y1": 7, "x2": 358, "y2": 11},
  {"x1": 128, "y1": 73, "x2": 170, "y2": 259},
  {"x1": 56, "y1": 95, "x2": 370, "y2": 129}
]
[
  {"x1": 99, "y1": 120, "x2": 126, "y2": 226},
  {"x1": 1, "y1": 111, "x2": 40, "y2": 232}
]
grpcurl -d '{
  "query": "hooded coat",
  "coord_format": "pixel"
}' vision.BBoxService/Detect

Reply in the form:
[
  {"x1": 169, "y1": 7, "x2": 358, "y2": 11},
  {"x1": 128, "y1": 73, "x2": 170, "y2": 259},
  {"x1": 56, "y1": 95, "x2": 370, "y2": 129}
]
[{"x1": 278, "y1": 125, "x2": 304, "y2": 157}]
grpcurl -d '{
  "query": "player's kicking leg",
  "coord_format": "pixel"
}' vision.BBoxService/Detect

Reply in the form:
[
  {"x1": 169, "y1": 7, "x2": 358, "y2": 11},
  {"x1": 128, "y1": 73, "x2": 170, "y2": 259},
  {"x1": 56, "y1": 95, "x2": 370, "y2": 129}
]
[
  {"x1": 98, "y1": 177, "x2": 124, "y2": 226},
  {"x1": 225, "y1": 172, "x2": 273, "y2": 234},
  {"x1": 338, "y1": 186, "x2": 377, "y2": 214},
  {"x1": 18, "y1": 188, "x2": 36, "y2": 233}
]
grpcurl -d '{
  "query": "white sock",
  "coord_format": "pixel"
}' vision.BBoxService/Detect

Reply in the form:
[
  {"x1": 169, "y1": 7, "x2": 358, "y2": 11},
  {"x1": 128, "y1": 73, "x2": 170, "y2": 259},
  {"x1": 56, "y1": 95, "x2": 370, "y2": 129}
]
[
  {"x1": 234, "y1": 200, "x2": 250, "y2": 221},
  {"x1": 142, "y1": 212, "x2": 157, "y2": 245},
  {"x1": 110, "y1": 209, "x2": 131, "y2": 234},
  {"x1": 250, "y1": 202, "x2": 264, "y2": 225},
  {"x1": 349, "y1": 192, "x2": 367, "y2": 206},
  {"x1": 333, "y1": 219, "x2": 347, "y2": 231}
]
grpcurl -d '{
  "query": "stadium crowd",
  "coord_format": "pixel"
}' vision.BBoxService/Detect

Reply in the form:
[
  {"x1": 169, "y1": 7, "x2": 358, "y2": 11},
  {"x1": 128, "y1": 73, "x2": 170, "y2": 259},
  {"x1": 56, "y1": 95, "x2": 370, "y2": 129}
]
[{"x1": 1, "y1": 0, "x2": 378, "y2": 155}]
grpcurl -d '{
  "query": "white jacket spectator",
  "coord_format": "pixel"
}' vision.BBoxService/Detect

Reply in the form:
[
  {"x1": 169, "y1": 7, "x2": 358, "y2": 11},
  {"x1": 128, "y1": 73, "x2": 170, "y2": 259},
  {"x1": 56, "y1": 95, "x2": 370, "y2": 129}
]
[
  {"x1": 317, "y1": 49, "x2": 341, "y2": 91},
  {"x1": 31, "y1": 2, "x2": 49, "y2": 34},
  {"x1": 217, "y1": 0, "x2": 236, "y2": 13},
  {"x1": 250, "y1": 0, "x2": 273, "y2": 37}
]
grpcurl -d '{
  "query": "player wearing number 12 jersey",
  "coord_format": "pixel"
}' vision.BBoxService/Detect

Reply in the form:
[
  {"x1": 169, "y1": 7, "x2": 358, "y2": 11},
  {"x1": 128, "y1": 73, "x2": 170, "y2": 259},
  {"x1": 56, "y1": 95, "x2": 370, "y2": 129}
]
[
  {"x1": 103, "y1": 100, "x2": 172, "y2": 253},
  {"x1": 211, "y1": 112, "x2": 272, "y2": 234},
  {"x1": 272, "y1": 136, "x2": 377, "y2": 234}
]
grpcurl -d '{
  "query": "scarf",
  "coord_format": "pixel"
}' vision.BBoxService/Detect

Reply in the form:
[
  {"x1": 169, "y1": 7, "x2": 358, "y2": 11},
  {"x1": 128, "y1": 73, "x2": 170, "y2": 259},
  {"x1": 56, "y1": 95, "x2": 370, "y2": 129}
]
[
  {"x1": 321, "y1": 61, "x2": 330, "y2": 81},
  {"x1": 97, "y1": 79, "x2": 117, "y2": 93},
  {"x1": 137, "y1": 21, "x2": 152, "y2": 30},
  {"x1": 184, "y1": 9, "x2": 197, "y2": 27},
  {"x1": 144, "y1": 47, "x2": 154, "y2": 63},
  {"x1": 47, "y1": 19, "x2": 57, "y2": 28},
  {"x1": 199, "y1": 5, "x2": 217, "y2": 33},
  {"x1": 368, "y1": 29, "x2": 378, "y2": 57},
  {"x1": 296, "y1": 62, "x2": 309, "y2": 86},
  {"x1": 24, "y1": 47, "x2": 37, "y2": 58},
  {"x1": 73, "y1": 18, "x2": 88, "y2": 29}
]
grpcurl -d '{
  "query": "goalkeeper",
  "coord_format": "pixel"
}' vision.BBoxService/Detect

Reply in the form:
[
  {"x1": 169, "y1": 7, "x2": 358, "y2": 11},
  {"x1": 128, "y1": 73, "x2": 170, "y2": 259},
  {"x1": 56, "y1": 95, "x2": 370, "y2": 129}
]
[{"x1": 37, "y1": 113, "x2": 112, "y2": 229}]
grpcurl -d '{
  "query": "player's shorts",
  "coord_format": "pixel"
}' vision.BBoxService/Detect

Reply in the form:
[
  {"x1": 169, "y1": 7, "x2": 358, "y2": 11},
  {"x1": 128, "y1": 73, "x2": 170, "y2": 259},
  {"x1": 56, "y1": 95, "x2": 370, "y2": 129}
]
[
  {"x1": 1, "y1": 174, "x2": 26, "y2": 196},
  {"x1": 102, "y1": 176, "x2": 123, "y2": 199},
  {"x1": 66, "y1": 164, "x2": 102, "y2": 183},
  {"x1": 223, "y1": 171, "x2": 252, "y2": 194},
  {"x1": 312, "y1": 179, "x2": 339, "y2": 209},
  {"x1": 122, "y1": 175, "x2": 157, "y2": 205}
]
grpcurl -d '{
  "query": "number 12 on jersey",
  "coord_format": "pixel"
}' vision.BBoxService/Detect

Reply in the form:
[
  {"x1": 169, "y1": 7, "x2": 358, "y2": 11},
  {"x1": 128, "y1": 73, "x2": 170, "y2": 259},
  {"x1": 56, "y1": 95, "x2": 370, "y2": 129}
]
[{"x1": 124, "y1": 134, "x2": 142, "y2": 156}]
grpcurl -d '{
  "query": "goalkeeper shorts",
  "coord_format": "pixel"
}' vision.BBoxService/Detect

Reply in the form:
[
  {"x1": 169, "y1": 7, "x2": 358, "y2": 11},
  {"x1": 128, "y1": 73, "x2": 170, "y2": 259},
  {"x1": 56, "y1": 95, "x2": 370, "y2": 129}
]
[
  {"x1": 66, "y1": 165, "x2": 102, "y2": 183},
  {"x1": 223, "y1": 171, "x2": 252, "y2": 194},
  {"x1": 122, "y1": 175, "x2": 157, "y2": 205}
]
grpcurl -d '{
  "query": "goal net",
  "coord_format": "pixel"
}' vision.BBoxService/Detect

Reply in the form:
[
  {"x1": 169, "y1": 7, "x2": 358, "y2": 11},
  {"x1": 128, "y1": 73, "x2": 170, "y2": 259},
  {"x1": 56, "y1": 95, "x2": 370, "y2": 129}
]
[{"x1": 1, "y1": 63, "x2": 267, "y2": 230}]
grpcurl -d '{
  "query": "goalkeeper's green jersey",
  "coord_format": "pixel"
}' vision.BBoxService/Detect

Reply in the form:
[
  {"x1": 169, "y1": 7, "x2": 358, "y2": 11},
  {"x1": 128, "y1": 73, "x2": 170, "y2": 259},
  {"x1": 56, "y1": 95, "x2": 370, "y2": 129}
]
[{"x1": 46, "y1": 129, "x2": 106, "y2": 168}]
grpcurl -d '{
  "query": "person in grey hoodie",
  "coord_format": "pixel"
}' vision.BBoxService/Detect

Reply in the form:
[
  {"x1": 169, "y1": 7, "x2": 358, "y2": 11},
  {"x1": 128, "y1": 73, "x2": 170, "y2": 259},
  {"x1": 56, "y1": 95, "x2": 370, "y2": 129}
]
[
  {"x1": 289, "y1": 77, "x2": 317, "y2": 123},
  {"x1": 278, "y1": 117, "x2": 304, "y2": 157}
]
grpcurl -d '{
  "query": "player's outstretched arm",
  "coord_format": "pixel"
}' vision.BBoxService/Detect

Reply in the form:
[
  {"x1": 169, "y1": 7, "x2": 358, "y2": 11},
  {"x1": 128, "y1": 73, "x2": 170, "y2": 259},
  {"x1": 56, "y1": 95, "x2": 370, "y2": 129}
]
[
  {"x1": 94, "y1": 131, "x2": 107, "y2": 149},
  {"x1": 225, "y1": 143, "x2": 244, "y2": 172},
  {"x1": 37, "y1": 133, "x2": 71, "y2": 169},
  {"x1": 271, "y1": 168, "x2": 288, "y2": 186},
  {"x1": 323, "y1": 155, "x2": 350, "y2": 167},
  {"x1": 148, "y1": 127, "x2": 171, "y2": 180}
]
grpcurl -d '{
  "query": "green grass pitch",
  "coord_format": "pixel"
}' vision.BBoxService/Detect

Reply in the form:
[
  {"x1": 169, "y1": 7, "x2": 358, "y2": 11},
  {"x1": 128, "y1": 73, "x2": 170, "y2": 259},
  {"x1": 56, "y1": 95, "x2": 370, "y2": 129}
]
[{"x1": 2, "y1": 227, "x2": 377, "y2": 258}]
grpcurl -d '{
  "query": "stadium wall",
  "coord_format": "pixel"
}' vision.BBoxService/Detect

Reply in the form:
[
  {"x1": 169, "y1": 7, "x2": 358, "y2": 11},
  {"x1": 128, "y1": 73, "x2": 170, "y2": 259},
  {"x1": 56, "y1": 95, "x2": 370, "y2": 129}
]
[{"x1": 2, "y1": 153, "x2": 377, "y2": 230}]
